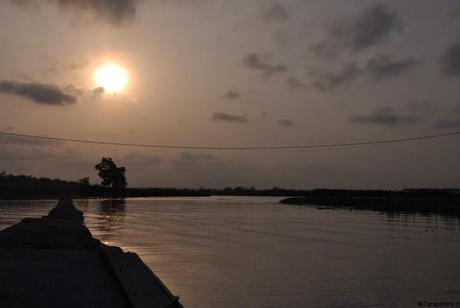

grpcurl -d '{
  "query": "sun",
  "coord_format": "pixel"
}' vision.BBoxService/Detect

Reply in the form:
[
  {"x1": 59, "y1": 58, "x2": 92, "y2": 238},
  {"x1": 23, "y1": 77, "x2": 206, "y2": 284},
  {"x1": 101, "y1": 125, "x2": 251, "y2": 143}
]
[{"x1": 94, "y1": 64, "x2": 129, "y2": 93}]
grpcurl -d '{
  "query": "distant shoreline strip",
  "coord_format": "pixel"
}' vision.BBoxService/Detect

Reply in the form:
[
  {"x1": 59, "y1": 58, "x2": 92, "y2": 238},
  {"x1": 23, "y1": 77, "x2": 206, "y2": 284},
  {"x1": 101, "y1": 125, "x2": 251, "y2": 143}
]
[{"x1": 1, "y1": 131, "x2": 459, "y2": 151}]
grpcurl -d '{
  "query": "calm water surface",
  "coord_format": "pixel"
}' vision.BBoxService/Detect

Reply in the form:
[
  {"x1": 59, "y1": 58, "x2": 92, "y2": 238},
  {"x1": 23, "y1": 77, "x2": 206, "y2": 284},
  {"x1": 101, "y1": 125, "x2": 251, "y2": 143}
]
[{"x1": 1, "y1": 197, "x2": 460, "y2": 308}]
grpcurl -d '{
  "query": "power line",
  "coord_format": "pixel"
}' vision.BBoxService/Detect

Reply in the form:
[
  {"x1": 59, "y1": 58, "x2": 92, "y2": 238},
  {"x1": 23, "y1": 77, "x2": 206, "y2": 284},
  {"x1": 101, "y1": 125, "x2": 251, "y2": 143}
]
[{"x1": 0, "y1": 130, "x2": 459, "y2": 151}]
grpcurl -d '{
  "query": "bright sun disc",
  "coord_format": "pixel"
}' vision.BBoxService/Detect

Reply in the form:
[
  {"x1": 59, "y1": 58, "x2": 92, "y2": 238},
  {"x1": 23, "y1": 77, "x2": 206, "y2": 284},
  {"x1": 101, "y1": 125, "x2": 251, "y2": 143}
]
[{"x1": 94, "y1": 64, "x2": 128, "y2": 93}]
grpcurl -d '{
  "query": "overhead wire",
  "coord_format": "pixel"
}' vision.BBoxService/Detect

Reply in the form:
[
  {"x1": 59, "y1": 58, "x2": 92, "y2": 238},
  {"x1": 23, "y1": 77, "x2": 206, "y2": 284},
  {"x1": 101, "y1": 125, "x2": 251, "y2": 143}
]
[{"x1": 0, "y1": 131, "x2": 459, "y2": 151}]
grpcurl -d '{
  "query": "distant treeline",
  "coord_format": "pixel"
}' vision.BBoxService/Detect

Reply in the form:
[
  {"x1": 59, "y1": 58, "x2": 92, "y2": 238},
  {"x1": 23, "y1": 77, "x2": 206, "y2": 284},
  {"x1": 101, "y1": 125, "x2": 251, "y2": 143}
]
[
  {"x1": 281, "y1": 189, "x2": 460, "y2": 216},
  {"x1": 202, "y1": 186, "x2": 310, "y2": 197},
  {"x1": 1, "y1": 172, "x2": 459, "y2": 206},
  {"x1": 0, "y1": 172, "x2": 323, "y2": 199},
  {"x1": 0, "y1": 172, "x2": 207, "y2": 199}
]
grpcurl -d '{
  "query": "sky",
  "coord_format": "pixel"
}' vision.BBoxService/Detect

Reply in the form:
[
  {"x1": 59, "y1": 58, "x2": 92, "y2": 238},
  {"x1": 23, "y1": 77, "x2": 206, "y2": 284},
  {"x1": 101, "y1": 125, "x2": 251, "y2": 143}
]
[{"x1": 0, "y1": 0, "x2": 460, "y2": 189}]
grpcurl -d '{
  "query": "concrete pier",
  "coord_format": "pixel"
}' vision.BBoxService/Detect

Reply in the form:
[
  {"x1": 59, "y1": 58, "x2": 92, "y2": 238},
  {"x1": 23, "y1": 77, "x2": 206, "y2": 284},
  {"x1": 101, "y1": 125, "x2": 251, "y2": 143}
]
[{"x1": 0, "y1": 198, "x2": 183, "y2": 308}]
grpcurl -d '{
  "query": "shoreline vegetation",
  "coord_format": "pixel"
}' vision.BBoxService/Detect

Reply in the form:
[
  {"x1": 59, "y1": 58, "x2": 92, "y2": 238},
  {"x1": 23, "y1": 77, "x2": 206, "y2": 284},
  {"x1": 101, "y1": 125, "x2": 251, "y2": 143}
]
[
  {"x1": 280, "y1": 189, "x2": 460, "y2": 216},
  {"x1": 1, "y1": 172, "x2": 459, "y2": 216},
  {"x1": 0, "y1": 172, "x2": 311, "y2": 200}
]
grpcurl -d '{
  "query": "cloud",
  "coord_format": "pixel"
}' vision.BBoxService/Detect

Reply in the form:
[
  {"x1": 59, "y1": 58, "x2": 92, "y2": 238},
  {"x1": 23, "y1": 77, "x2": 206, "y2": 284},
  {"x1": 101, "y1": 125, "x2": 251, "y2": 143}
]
[
  {"x1": 223, "y1": 90, "x2": 241, "y2": 100},
  {"x1": 309, "y1": 54, "x2": 419, "y2": 91},
  {"x1": 278, "y1": 119, "x2": 294, "y2": 127},
  {"x1": 286, "y1": 77, "x2": 308, "y2": 89},
  {"x1": 69, "y1": 58, "x2": 89, "y2": 70},
  {"x1": 435, "y1": 118, "x2": 460, "y2": 129},
  {"x1": 439, "y1": 39, "x2": 460, "y2": 77},
  {"x1": 310, "y1": 62, "x2": 363, "y2": 91},
  {"x1": 313, "y1": 3, "x2": 403, "y2": 57},
  {"x1": 64, "y1": 84, "x2": 84, "y2": 97},
  {"x1": 242, "y1": 53, "x2": 287, "y2": 77},
  {"x1": 434, "y1": 105, "x2": 460, "y2": 128},
  {"x1": 350, "y1": 107, "x2": 406, "y2": 126},
  {"x1": 365, "y1": 54, "x2": 420, "y2": 81},
  {"x1": 452, "y1": 6, "x2": 460, "y2": 18},
  {"x1": 211, "y1": 112, "x2": 248, "y2": 123},
  {"x1": 0, "y1": 80, "x2": 77, "y2": 105},
  {"x1": 91, "y1": 87, "x2": 105, "y2": 99},
  {"x1": 261, "y1": 3, "x2": 290, "y2": 23},
  {"x1": 10, "y1": 0, "x2": 140, "y2": 25},
  {"x1": 350, "y1": 106, "x2": 427, "y2": 126}
]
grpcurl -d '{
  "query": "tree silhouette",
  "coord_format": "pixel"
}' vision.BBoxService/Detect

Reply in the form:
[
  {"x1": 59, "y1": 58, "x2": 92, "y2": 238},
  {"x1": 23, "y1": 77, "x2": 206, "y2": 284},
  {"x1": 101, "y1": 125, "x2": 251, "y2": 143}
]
[
  {"x1": 78, "y1": 177, "x2": 90, "y2": 185},
  {"x1": 95, "y1": 157, "x2": 127, "y2": 190}
]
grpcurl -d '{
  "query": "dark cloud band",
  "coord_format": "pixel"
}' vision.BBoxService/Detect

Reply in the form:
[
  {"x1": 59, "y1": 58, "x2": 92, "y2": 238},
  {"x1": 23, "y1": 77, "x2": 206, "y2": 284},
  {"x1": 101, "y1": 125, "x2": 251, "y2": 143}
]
[
  {"x1": 350, "y1": 106, "x2": 428, "y2": 126},
  {"x1": 10, "y1": 0, "x2": 140, "y2": 25},
  {"x1": 0, "y1": 80, "x2": 77, "y2": 106},
  {"x1": 278, "y1": 119, "x2": 294, "y2": 127},
  {"x1": 309, "y1": 54, "x2": 420, "y2": 91},
  {"x1": 223, "y1": 90, "x2": 241, "y2": 100},
  {"x1": 440, "y1": 39, "x2": 460, "y2": 77},
  {"x1": 211, "y1": 112, "x2": 248, "y2": 123},
  {"x1": 313, "y1": 3, "x2": 403, "y2": 58}
]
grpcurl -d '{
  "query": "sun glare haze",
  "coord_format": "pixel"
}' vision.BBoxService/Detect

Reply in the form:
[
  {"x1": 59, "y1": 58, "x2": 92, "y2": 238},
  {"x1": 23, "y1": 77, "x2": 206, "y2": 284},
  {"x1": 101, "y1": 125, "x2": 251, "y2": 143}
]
[{"x1": 94, "y1": 63, "x2": 129, "y2": 93}]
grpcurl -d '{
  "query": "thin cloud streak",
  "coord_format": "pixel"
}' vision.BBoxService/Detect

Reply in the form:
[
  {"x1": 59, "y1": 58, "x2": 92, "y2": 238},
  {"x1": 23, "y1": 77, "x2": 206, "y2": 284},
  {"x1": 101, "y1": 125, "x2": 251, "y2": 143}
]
[
  {"x1": 211, "y1": 112, "x2": 248, "y2": 123},
  {"x1": 242, "y1": 53, "x2": 287, "y2": 77},
  {"x1": 223, "y1": 90, "x2": 241, "y2": 100},
  {"x1": 365, "y1": 55, "x2": 420, "y2": 81},
  {"x1": 278, "y1": 119, "x2": 294, "y2": 127},
  {"x1": 350, "y1": 106, "x2": 428, "y2": 126}
]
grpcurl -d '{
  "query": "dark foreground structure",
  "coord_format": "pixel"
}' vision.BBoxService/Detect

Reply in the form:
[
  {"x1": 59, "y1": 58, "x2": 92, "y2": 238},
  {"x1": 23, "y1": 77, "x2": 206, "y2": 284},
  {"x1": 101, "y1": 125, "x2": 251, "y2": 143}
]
[{"x1": 0, "y1": 198, "x2": 183, "y2": 308}]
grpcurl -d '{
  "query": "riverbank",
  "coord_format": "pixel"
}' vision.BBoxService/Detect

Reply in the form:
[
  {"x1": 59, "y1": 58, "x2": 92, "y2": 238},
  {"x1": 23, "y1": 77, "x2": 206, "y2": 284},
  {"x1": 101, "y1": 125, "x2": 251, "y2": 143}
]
[{"x1": 281, "y1": 189, "x2": 460, "y2": 216}]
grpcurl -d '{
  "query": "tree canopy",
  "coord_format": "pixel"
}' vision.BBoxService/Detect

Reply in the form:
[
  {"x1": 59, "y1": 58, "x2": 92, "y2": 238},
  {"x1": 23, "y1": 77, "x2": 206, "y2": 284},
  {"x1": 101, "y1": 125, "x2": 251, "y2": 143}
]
[{"x1": 95, "y1": 157, "x2": 127, "y2": 189}]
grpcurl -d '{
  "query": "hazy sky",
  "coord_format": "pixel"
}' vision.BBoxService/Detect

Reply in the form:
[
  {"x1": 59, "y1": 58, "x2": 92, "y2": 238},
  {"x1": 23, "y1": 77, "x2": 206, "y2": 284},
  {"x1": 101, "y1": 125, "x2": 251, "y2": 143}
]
[{"x1": 1, "y1": 0, "x2": 460, "y2": 189}]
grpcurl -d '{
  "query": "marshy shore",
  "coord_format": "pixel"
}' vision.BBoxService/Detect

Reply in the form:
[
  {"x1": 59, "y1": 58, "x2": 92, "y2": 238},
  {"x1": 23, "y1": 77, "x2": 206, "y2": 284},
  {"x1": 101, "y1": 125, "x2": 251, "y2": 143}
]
[{"x1": 280, "y1": 189, "x2": 460, "y2": 216}]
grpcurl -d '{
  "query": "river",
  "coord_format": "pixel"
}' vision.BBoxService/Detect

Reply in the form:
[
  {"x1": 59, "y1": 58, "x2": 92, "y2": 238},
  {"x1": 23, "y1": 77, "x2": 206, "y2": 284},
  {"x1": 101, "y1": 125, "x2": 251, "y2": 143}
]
[{"x1": 1, "y1": 197, "x2": 459, "y2": 308}]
